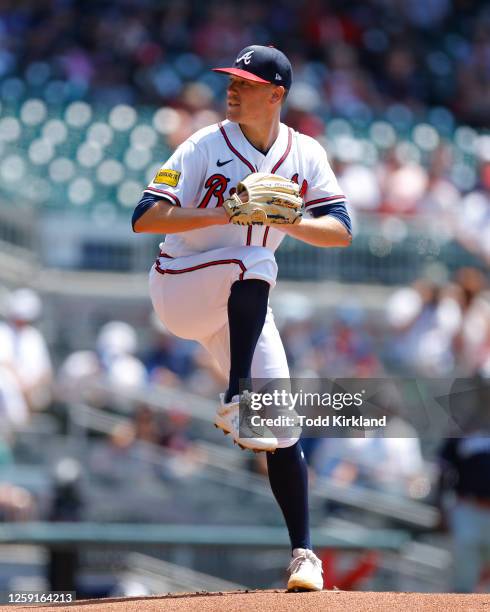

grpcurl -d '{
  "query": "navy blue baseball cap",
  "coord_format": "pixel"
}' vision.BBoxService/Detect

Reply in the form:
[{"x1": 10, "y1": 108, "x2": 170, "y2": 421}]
[{"x1": 213, "y1": 45, "x2": 292, "y2": 90}]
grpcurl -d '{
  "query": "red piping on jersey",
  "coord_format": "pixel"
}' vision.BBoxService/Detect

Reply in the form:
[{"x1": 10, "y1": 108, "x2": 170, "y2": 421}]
[
  {"x1": 154, "y1": 257, "x2": 247, "y2": 281},
  {"x1": 246, "y1": 226, "x2": 253, "y2": 246},
  {"x1": 305, "y1": 195, "x2": 346, "y2": 208},
  {"x1": 145, "y1": 188, "x2": 181, "y2": 207},
  {"x1": 218, "y1": 123, "x2": 255, "y2": 173},
  {"x1": 262, "y1": 227, "x2": 270, "y2": 247},
  {"x1": 258, "y1": 128, "x2": 293, "y2": 246},
  {"x1": 259, "y1": 128, "x2": 293, "y2": 247},
  {"x1": 271, "y1": 128, "x2": 293, "y2": 174}
]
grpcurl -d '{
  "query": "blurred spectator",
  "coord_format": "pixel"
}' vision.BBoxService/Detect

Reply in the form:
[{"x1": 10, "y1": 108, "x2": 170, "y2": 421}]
[
  {"x1": 56, "y1": 349, "x2": 101, "y2": 403},
  {"x1": 0, "y1": 289, "x2": 53, "y2": 413},
  {"x1": 453, "y1": 189, "x2": 490, "y2": 266},
  {"x1": 89, "y1": 421, "x2": 142, "y2": 485},
  {"x1": 0, "y1": 483, "x2": 37, "y2": 521},
  {"x1": 0, "y1": 366, "x2": 29, "y2": 431},
  {"x1": 385, "y1": 269, "x2": 490, "y2": 376},
  {"x1": 48, "y1": 458, "x2": 83, "y2": 593},
  {"x1": 132, "y1": 404, "x2": 201, "y2": 473},
  {"x1": 156, "y1": 409, "x2": 205, "y2": 480},
  {"x1": 133, "y1": 405, "x2": 160, "y2": 445},
  {"x1": 454, "y1": 268, "x2": 490, "y2": 374},
  {"x1": 96, "y1": 320, "x2": 147, "y2": 387},
  {"x1": 437, "y1": 376, "x2": 490, "y2": 593},
  {"x1": 0, "y1": 366, "x2": 29, "y2": 462},
  {"x1": 310, "y1": 386, "x2": 428, "y2": 499},
  {"x1": 275, "y1": 293, "x2": 382, "y2": 378},
  {"x1": 311, "y1": 432, "x2": 427, "y2": 498},
  {"x1": 90, "y1": 410, "x2": 201, "y2": 487},
  {"x1": 50, "y1": 457, "x2": 84, "y2": 522},
  {"x1": 157, "y1": 409, "x2": 193, "y2": 452},
  {"x1": 336, "y1": 162, "x2": 380, "y2": 213},
  {"x1": 143, "y1": 314, "x2": 198, "y2": 386},
  {"x1": 57, "y1": 320, "x2": 147, "y2": 405},
  {"x1": 385, "y1": 280, "x2": 454, "y2": 375},
  {"x1": 186, "y1": 345, "x2": 227, "y2": 396},
  {"x1": 311, "y1": 305, "x2": 382, "y2": 378}
]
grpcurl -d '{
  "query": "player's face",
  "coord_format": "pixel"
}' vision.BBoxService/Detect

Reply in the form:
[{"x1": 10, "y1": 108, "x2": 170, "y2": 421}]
[{"x1": 226, "y1": 76, "x2": 278, "y2": 124}]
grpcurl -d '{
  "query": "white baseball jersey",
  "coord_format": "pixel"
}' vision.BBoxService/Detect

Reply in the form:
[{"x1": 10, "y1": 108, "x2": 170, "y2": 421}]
[
  {"x1": 141, "y1": 119, "x2": 348, "y2": 392},
  {"x1": 143, "y1": 120, "x2": 346, "y2": 257}
]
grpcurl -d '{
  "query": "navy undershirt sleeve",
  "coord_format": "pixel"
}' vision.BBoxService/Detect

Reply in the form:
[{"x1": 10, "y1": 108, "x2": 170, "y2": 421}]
[
  {"x1": 131, "y1": 193, "x2": 165, "y2": 232},
  {"x1": 309, "y1": 202, "x2": 352, "y2": 234}
]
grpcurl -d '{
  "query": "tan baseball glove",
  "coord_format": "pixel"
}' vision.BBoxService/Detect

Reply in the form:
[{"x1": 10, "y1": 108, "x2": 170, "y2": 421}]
[{"x1": 223, "y1": 173, "x2": 303, "y2": 225}]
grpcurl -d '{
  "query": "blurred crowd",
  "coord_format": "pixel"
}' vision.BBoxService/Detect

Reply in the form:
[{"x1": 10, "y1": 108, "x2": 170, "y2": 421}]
[
  {"x1": 1, "y1": 1, "x2": 489, "y2": 270},
  {"x1": 1, "y1": 2, "x2": 489, "y2": 272},
  {"x1": 333, "y1": 133, "x2": 490, "y2": 268},
  {"x1": 0, "y1": 0, "x2": 489, "y2": 595},
  {"x1": 0, "y1": 288, "x2": 53, "y2": 446},
  {"x1": 384, "y1": 267, "x2": 490, "y2": 376},
  {"x1": 274, "y1": 266, "x2": 490, "y2": 379},
  {"x1": 1, "y1": 0, "x2": 489, "y2": 127},
  {"x1": 1, "y1": 271, "x2": 489, "y2": 485},
  {"x1": 0, "y1": 280, "x2": 489, "y2": 590}
]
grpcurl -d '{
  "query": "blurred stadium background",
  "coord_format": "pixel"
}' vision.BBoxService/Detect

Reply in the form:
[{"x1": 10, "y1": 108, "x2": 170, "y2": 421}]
[{"x1": 0, "y1": 0, "x2": 489, "y2": 599}]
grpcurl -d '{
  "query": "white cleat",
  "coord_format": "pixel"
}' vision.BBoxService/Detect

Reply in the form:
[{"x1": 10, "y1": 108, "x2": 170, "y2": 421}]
[
  {"x1": 214, "y1": 393, "x2": 278, "y2": 452},
  {"x1": 274, "y1": 405, "x2": 302, "y2": 449},
  {"x1": 287, "y1": 548, "x2": 323, "y2": 592}
]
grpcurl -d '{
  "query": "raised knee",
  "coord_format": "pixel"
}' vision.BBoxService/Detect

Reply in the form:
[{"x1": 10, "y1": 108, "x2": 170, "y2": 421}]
[{"x1": 241, "y1": 247, "x2": 277, "y2": 286}]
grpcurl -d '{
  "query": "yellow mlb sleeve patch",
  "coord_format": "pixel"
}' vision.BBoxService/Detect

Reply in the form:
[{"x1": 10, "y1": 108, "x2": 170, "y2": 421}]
[{"x1": 154, "y1": 169, "x2": 181, "y2": 187}]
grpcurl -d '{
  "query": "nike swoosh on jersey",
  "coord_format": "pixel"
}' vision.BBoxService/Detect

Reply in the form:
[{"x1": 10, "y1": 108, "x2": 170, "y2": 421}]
[{"x1": 217, "y1": 159, "x2": 233, "y2": 167}]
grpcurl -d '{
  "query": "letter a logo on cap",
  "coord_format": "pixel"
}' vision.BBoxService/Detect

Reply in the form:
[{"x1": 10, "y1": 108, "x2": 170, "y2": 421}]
[
  {"x1": 212, "y1": 45, "x2": 293, "y2": 90},
  {"x1": 236, "y1": 50, "x2": 255, "y2": 65}
]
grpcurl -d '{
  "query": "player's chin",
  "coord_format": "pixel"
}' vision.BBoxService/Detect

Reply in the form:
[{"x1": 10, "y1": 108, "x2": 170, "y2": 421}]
[{"x1": 226, "y1": 106, "x2": 242, "y2": 123}]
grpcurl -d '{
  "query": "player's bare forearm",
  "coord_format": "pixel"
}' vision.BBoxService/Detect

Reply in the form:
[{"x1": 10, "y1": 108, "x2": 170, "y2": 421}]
[
  {"x1": 133, "y1": 200, "x2": 228, "y2": 233},
  {"x1": 277, "y1": 215, "x2": 352, "y2": 247}
]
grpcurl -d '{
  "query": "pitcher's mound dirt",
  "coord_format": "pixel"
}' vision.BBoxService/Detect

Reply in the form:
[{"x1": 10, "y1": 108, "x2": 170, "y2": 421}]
[{"x1": 8, "y1": 589, "x2": 490, "y2": 612}]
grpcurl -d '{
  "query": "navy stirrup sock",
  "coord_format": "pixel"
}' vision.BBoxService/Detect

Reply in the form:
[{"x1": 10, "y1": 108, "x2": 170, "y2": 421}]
[
  {"x1": 226, "y1": 280, "x2": 310, "y2": 551},
  {"x1": 267, "y1": 442, "x2": 311, "y2": 551},
  {"x1": 225, "y1": 279, "x2": 270, "y2": 403}
]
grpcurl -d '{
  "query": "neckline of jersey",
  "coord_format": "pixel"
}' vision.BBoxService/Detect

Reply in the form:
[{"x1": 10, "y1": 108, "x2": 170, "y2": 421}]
[{"x1": 238, "y1": 122, "x2": 283, "y2": 157}]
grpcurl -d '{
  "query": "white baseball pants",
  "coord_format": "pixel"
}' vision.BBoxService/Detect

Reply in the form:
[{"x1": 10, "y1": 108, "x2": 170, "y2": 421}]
[{"x1": 149, "y1": 246, "x2": 290, "y2": 380}]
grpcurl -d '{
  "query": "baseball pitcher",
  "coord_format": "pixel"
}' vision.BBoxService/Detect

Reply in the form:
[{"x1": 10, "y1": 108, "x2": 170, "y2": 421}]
[{"x1": 132, "y1": 45, "x2": 352, "y2": 591}]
